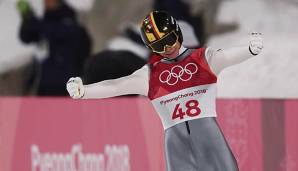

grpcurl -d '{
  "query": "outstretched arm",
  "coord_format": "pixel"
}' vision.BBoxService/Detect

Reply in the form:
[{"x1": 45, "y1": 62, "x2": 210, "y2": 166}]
[
  {"x1": 205, "y1": 32, "x2": 263, "y2": 75},
  {"x1": 66, "y1": 65, "x2": 150, "y2": 99}
]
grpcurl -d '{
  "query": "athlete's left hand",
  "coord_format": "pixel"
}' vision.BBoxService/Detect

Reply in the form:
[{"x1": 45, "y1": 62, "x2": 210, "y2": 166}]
[{"x1": 249, "y1": 32, "x2": 263, "y2": 55}]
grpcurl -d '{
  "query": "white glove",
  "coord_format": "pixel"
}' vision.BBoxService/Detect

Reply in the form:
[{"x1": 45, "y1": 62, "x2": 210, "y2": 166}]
[
  {"x1": 249, "y1": 32, "x2": 263, "y2": 55},
  {"x1": 66, "y1": 77, "x2": 85, "y2": 99}
]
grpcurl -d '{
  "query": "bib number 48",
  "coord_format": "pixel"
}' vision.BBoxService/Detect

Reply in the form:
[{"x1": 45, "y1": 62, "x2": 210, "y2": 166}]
[{"x1": 172, "y1": 99, "x2": 201, "y2": 120}]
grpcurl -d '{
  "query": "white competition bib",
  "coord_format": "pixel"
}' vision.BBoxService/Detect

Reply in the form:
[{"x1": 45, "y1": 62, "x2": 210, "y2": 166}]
[{"x1": 151, "y1": 83, "x2": 217, "y2": 130}]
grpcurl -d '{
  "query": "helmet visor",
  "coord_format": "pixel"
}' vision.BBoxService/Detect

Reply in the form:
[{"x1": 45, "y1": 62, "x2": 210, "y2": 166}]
[{"x1": 149, "y1": 31, "x2": 178, "y2": 53}]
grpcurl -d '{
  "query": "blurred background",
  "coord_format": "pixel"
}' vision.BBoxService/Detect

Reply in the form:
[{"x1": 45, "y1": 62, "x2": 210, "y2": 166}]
[
  {"x1": 0, "y1": 0, "x2": 298, "y2": 170},
  {"x1": 0, "y1": 0, "x2": 297, "y2": 97}
]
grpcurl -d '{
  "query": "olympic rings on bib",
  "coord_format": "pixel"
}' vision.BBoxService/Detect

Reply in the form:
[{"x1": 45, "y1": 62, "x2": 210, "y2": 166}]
[{"x1": 159, "y1": 63, "x2": 198, "y2": 86}]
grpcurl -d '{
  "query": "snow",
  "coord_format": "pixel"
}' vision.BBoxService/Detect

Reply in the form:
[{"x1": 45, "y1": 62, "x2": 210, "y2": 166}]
[
  {"x1": 0, "y1": 0, "x2": 297, "y2": 98},
  {"x1": 0, "y1": 0, "x2": 93, "y2": 74},
  {"x1": 208, "y1": 0, "x2": 298, "y2": 98},
  {"x1": 0, "y1": 0, "x2": 34, "y2": 73}
]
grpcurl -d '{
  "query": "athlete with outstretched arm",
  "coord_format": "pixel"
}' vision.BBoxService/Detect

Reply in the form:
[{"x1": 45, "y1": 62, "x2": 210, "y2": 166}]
[{"x1": 66, "y1": 11, "x2": 263, "y2": 171}]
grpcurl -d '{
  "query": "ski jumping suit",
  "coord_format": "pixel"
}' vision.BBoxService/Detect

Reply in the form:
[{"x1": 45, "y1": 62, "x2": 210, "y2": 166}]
[
  {"x1": 82, "y1": 46, "x2": 255, "y2": 171},
  {"x1": 148, "y1": 47, "x2": 237, "y2": 171}
]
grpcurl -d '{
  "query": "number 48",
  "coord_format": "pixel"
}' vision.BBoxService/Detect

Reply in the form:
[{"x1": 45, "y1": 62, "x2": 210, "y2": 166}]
[{"x1": 172, "y1": 100, "x2": 201, "y2": 120}]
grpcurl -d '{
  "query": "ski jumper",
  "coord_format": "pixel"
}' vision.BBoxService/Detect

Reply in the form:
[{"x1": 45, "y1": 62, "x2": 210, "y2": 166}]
[
  {"x1": 148, "y1": 48, "x2": 238, "y2": 171},
  {"x1": 82, "y1": 45, "x2": 255, "y2": 171}
]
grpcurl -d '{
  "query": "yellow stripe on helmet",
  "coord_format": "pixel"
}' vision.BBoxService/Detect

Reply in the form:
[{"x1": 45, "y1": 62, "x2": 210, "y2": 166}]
[{"x1": 150, "y1": 12, "x2": 165, "y2": 39}]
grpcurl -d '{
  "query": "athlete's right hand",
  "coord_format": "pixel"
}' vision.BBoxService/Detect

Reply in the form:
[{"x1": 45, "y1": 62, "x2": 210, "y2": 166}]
[{"x1": 66, "y1": 77, "x2": 85, "y2": 99}]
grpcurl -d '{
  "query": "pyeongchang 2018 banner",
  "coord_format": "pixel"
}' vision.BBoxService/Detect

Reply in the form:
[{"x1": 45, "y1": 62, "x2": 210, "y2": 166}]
[{"x1": 0, "y1": 97, "x2": 298, "y2": 171}]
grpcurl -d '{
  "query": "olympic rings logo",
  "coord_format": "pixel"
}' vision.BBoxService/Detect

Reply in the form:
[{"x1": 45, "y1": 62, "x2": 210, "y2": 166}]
[{"x1": 159, "y1": 63, "x2": 198, "y2": 86}]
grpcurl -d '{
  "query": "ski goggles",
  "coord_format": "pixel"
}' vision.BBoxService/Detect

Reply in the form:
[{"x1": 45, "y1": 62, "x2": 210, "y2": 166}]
[{"x1": 148, "y1": 31, "x2": 179, "y2": 53}]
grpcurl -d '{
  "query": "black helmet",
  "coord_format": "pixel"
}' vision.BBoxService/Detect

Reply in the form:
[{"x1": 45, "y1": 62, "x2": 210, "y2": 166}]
[{"x1": 140, "y1": 11, "x2": 183, "y2": 53}]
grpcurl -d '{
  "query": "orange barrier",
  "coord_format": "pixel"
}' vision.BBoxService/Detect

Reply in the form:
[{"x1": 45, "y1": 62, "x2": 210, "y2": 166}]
[{"x1": 0, "y1": 97, "x2": 297, "y2": 171}]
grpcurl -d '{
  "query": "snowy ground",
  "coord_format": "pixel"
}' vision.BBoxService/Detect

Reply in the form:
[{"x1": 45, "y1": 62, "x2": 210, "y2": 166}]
[{"x1": 208, "y1": 0, "x2": 298, "y2": 98}]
